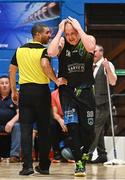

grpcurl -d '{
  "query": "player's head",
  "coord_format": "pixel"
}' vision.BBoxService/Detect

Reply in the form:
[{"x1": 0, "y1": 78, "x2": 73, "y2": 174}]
[{"x1": 64, "y1": 22, "x2": 80, "y2": 46}]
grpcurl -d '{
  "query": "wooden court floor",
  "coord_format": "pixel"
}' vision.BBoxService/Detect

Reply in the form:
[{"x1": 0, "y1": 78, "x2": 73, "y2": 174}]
[{"x1": 0, "y1": 160, "x2": 125, "y2": 180}]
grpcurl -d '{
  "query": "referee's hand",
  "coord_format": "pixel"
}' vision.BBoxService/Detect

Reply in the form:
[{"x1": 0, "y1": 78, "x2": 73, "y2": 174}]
[
  {"x1": 56, "y1": 77, "x2": 67, "y2": 87},
  {"x1": 11, "y1": 90, "x2": 19, "y2": 105}
]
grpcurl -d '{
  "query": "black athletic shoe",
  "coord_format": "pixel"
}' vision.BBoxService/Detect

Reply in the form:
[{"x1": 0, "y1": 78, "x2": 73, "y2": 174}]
[
  {"x1": 35, "y1": 165, "x2": 49, "y2": 175},
  {"x1": 19, "y1": 168, "x2": 34, "y2": 175},
  {"x1": 91, "y1": 155, "x2": 107, "y2": 163},
  {"x1": 87, "y1": 153, "x2": 93, "y2": 163}
]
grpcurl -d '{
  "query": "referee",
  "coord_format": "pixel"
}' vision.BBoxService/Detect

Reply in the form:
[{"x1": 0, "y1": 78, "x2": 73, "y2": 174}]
[{"x1": 9, "y1": 23, "x2": 67, "y2": 176}]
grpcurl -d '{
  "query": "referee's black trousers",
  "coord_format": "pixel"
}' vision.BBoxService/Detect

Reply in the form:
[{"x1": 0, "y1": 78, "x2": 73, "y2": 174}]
[{"x1": 19, "y1": 83, "x2": 51, "y2": 169}]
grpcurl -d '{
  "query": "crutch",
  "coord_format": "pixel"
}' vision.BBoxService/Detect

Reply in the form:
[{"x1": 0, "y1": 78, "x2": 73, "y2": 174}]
[{"x1": 104, "y1": 71, "x2": 125, "y2": 165}]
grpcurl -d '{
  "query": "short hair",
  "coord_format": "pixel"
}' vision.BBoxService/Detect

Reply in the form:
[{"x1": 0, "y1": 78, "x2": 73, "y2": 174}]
[
  {"x1": 0, "y1": 75, "x2": 9, "y2": 79},
  {"x1": 31, "y1": 23, "x2": 48, "y2": 37},
  {"x1": 64, "y1": 21, "x2": 75, "y2": 32},
  {"x1": 96, "y1": 44, "x2": 104, "y2": 52}
]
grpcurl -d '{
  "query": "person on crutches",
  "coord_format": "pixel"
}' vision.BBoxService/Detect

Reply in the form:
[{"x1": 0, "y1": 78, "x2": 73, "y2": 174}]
[{"x1": 88, "y1": 44, "x2": 117, "y2": 163}]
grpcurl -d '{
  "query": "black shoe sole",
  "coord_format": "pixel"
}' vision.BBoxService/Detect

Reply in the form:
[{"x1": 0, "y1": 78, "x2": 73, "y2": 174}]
[
  {"x1": 19, "y1": 169, "x2": 34, "y2": 175},
  {"x1": 35, "y1": 166, "x2": 49, "y2": 175}
]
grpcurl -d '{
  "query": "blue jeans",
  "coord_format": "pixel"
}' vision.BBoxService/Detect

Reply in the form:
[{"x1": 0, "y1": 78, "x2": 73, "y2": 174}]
[{"x1": 10, "y1": 122, "x2": 21, "y2": 157}]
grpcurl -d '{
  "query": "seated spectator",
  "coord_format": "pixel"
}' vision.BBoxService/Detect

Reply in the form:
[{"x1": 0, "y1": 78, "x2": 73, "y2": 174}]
[
  {"x1": 0, "y1": 75, "x2": 21, "y2": 163},
  {"x1": 32, "y1": 122, "x2": 38, "y2": 161},
  {"x1": 51, "y1": 88, "x2": 74, "y2": 163}
]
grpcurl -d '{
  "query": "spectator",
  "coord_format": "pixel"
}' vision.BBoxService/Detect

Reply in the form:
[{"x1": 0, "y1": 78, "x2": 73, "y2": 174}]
[
  {"x1": 88, "y1": 44, "x2": 117, "y2": 163},
  {"x1": 32, "y1": 122, "x2": 38, "y2": 162},
  {"x1": 51, "y1": 88, "x2": 74, "y2": 163},
  {"x1": 0, "y1": 75, "x2": 20, "y2": 163}
]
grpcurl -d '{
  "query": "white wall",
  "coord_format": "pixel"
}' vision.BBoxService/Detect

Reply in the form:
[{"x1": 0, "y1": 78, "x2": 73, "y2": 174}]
[{"x1": 92, "y1": 136, "x2": 125, "y2": 161}]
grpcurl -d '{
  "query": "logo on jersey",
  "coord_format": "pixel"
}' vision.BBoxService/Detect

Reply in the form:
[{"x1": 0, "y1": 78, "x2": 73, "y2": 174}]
[
  {"x1": 65, "y1": 108, "x2": 75, "y2": 117},
  {"x1": 10, "y1": 104, "x2": 14, "y2": 108},
  {"x1": 68, "y1": 63, "x2": 85, "y2": 73},
  {"x1": 87, "y1": 111, "x2": 94, "y2": 126},
  {"x1": 66, "y1": 50, "x2": 71, "y2": 57},
  {"x1": 64, "y1": 108, "x2": 78, "y2": 124}
]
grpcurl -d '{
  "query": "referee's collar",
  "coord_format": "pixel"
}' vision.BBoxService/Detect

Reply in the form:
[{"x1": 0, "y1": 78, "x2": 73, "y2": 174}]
[{"x1": 30, "y1": 41, "x2": 42, "y2": 45}]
